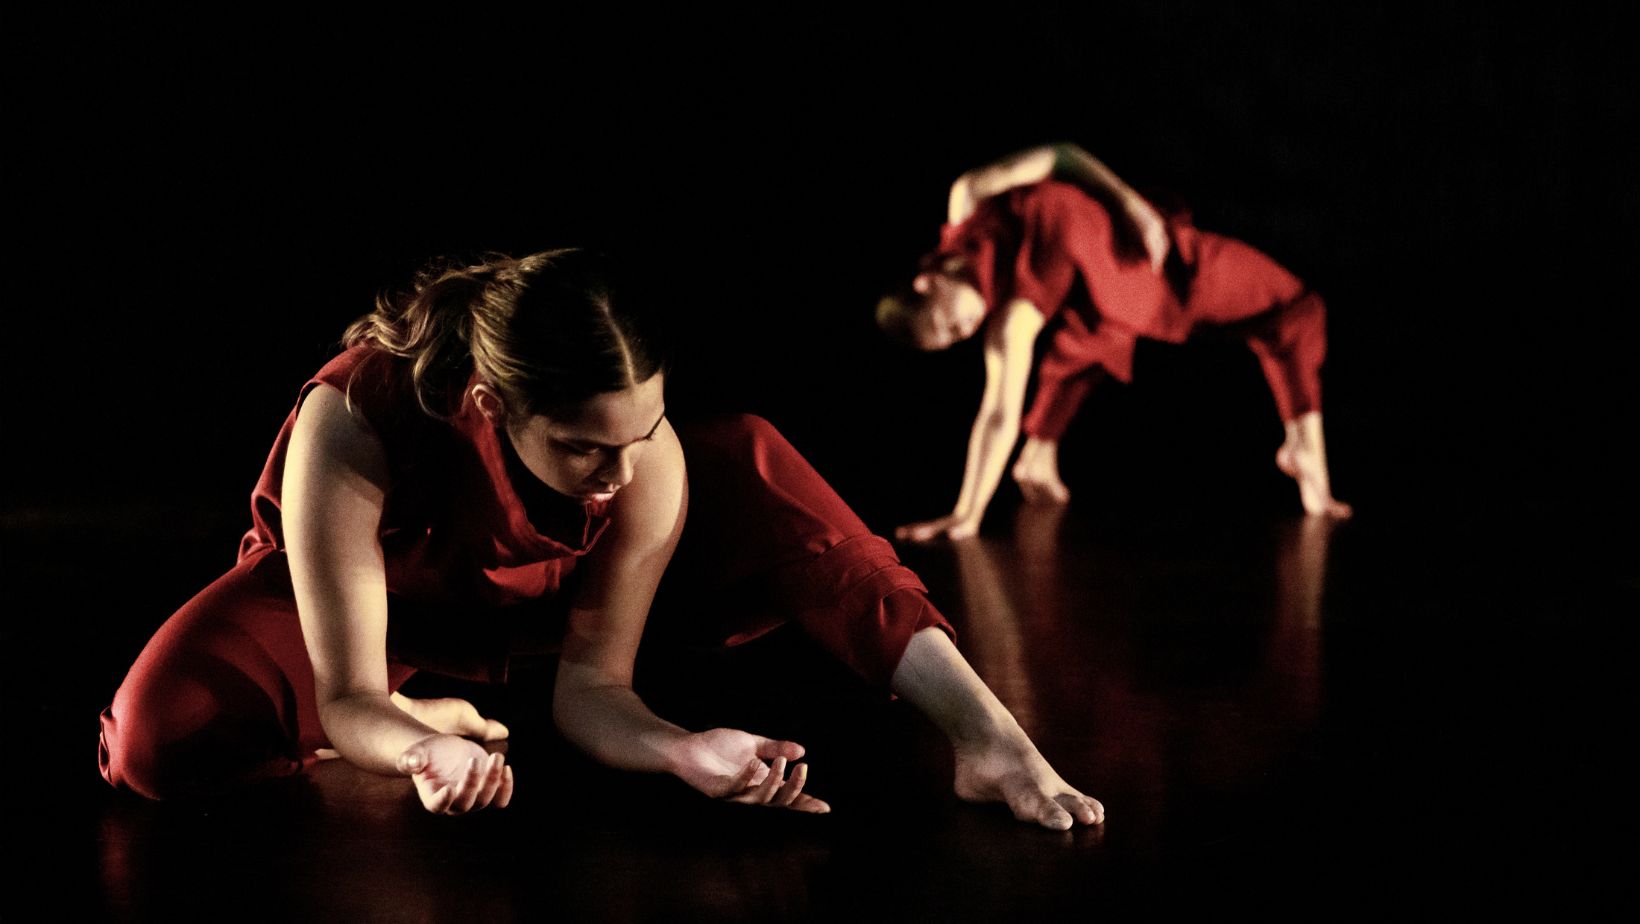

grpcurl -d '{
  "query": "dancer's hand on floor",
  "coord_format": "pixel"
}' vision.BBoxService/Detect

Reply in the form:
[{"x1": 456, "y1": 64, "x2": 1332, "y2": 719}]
[
  {"x1": 673, "y1": 729, "x2": 830, "y2": 813},
  {"x1": 896, "y1": 514, "x2": 980, "y2": 544},
  {"x1": 396, "y1": 734, "x2": 514, "y2": 815}
]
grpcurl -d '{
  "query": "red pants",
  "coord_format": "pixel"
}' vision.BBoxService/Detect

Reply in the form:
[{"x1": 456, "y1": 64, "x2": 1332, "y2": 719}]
[
  {"x1": 99, "y1": 415, "x2": 951, "y2": 800},
  {"x1": 1022, "y1": 225, "x2": 1329, "y2": 440}
]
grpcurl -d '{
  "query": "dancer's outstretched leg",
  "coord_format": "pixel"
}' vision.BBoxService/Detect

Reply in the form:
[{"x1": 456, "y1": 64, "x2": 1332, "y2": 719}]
[{"x1": 891, "y1": 627, "x2": 1104, "y2": 830}]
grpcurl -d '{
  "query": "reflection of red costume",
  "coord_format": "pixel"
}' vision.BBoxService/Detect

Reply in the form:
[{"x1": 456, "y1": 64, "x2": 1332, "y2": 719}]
[
  {"x1": 99, "y1": 347, "x2": 951, "y2": 799},
  {"x1": 936, "y1": 180, "x2": 1328, "y2": 439}
]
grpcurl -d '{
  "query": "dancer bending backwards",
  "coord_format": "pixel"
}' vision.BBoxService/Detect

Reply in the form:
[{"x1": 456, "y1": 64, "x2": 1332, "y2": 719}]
[
  {"x1": 878, "y1": 143, "x2": 1352, "y2": 542},
  {"x1": 98, "y1": 249, "x2": 1102, "y2": 829}
]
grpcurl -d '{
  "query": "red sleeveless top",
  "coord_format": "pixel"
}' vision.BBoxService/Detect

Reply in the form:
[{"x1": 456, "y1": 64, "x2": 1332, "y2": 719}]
[{"x1": 238, "y1": 345, "x2": 612, "y2": 608}]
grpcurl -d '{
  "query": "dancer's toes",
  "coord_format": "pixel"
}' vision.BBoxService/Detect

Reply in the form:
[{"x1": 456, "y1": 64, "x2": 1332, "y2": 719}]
[
  {"x1": 1040, "y1": 807, "x2": 1075, "y2": 831},
  {"x1": 1013, "y1": 440, "x2": 1071, "y2": 506},
  {"x1": 1058, "y1": 792, "x2": 1104, "y2": 826},
  {"x1": 1014, "y1": 471, "x2": 1071, "y2": 506},
  {"x1": 1283, "y1": 444, "x2": 1350, "y2": 519},
  {"x1": 1040, "y1": 479, "x2": 1072, "y2": 506},
  {"x1": 1297, "y1": 474, "x2": 1351, "y2": 518},
  {"x1": 1010, "y1": 785, "x2": 1073, "y2": 830},
  {"x1": 1319, "y1": 498, "x2": 1354, "y2": 519},
  {"x1": 954, "y1": 738, "x2": 1103, "y2": 830}
]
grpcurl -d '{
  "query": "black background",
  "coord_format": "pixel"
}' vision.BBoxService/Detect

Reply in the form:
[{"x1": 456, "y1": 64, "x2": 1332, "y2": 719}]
[{"x1": 5, "y1": 3, "x2": 1636, "y2": 527}]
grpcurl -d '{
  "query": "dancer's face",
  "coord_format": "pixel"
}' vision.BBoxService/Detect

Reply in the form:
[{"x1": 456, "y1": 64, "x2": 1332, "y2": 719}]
[
  {"x1": 909, "y1": 273, "x2": 986, "y2": 350},
  {"x1": 477, "y1": 374, "x2": 667, "y2": 503}
]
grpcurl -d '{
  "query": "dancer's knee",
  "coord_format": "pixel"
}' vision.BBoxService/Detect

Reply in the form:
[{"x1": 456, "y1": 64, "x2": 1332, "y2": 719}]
[{"x1": 98, "y1": 663, "x2": 297, "y2": 800}]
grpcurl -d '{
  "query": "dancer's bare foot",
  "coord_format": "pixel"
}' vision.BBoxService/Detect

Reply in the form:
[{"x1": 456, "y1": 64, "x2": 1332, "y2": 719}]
[
  {"x1": 896, "y1": 513, "x2": 982, "y2": 543},
  {"x1": 1277, "y1": 412, "x2": 1352, "y2": 519},
  {"x1": 953, "y1": 732, "x2": 1105, "y2": 830},
  {"x1": 1012, "y1": 437, "x2": 1071, "y2": 506},
  {"x1": 891, "y1": 629, "x2": 1104, "y2": 831}
]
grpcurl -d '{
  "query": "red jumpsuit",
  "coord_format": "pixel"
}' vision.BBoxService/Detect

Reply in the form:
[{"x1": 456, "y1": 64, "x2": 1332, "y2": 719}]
[
  {"x1": 936, "y1": 180, "x2": 1329, "y2": 439},
  {"x1": 99, "y1": 346, "x2": 952, "y2": 800}
]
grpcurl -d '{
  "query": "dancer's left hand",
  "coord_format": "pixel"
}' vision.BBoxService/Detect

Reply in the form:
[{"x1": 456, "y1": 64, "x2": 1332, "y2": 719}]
[{"x1": 672, "y1": 728, "x2": 831, "y2": 813}]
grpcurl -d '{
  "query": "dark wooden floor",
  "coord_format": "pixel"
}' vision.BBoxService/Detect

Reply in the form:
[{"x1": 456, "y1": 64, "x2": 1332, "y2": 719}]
[{"x1": 4, "y1": 497, "x2": 1629, "y2": 920}]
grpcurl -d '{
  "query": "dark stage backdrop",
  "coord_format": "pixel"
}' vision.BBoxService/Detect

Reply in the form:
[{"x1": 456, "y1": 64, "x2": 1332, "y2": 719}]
[{"x1": 5, "y1": 4, "x2": 1636, "y2": 532}]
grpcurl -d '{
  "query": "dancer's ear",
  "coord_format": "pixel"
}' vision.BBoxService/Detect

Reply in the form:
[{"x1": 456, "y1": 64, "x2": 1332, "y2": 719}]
[{"x1": 470, "y1": 384, "x2": 508, "y2": 423}]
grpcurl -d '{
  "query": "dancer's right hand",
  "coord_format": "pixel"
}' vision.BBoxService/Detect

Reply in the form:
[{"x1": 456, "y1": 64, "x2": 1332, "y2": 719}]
[{"x1": 396, "y1": 734, "x2": 514, "y2": 814}]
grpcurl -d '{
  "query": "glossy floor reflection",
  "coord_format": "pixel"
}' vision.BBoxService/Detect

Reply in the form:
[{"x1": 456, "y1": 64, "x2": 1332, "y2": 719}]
[{"x1": 5, "y1": 500, "x2": 1627, "y2": 919}]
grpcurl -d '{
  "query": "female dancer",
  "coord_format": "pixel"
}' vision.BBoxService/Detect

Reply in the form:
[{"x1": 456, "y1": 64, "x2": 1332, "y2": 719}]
[
  {"x1": 98, "y1": 249, "x2": 1102, "y2": 829},
  {"x1": 879, "y1": 143, "x2": 1351, "y2": 543}
]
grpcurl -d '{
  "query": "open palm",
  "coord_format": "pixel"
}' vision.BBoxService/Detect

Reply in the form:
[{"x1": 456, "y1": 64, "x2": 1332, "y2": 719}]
[{"x1": 672, "y1": 728, "x2": 830, "y2": 813}]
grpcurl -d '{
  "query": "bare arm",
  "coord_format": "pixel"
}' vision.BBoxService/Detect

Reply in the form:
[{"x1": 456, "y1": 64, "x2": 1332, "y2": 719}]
[
  {"x1": 284, "y1": 384, "x2": 438, "y2": 772},
  {"x1": 954, "y1": 300, "x2": 1046, "y2": 524},
  {"x1": 552, "y1": 422, "x2": 827, "y2": 811},
  {"x1": 898, "y1": 299, "x2": 1045, "y2": 543},
  {"x1": 948, "y1": 143, "x2": 1170, "y2": 271},
  {"x1": 551, "y1": 419, "x2": 691, "y2": 771},
  {"x1": 948, "y1": 146, "x2": 1055, "y2": 225},
  {"x1": 284, "y1": 384, "x2": 510, "y2": 813}
]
